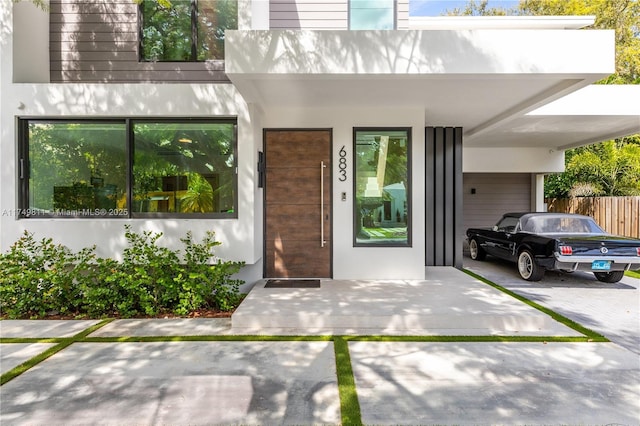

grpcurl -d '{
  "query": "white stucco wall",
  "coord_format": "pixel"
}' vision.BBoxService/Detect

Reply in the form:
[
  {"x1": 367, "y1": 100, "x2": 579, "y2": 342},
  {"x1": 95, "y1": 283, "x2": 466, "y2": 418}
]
[
  {"x1": 262, "y1": 106, "x2": 426, "y2": 280},
  {"x1": 0, "y1": 81, "x2": 262, "y2": 267}
]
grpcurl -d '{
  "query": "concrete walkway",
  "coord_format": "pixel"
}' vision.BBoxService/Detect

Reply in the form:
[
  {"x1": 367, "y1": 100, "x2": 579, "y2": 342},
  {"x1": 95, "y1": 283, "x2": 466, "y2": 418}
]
[
  {"x1": 230, "y1": 267, "x2": 581, "y2": 336},
  {"x1": 1, "y1": 266, "x2": 639, "y2": 425}
]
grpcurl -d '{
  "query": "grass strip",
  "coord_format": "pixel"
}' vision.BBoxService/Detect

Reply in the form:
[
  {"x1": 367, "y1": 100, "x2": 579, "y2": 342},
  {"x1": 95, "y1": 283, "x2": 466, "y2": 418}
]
[
  {"x1": 462, "y1": 269, "x2": 609, "y2": 342},
  {"x1": 0, "y1": 319, "x2": 113, "y2": 386},
  {"x1": 83, "y1": 335, "x2": 334, "y2": 343},
  {"x1": 0, "y1": 339, "x2": 75, "y2": 386},
  {"x1": 0, "y1": 338, "x2": 63, "y2": 344},
  {"x1": 334, "y1": 336, "x2": 362, "y2": 426},
  {"x1": 345, "y1": 335, "x2": 597, "y2": 343},
  {"x1": 626, "y1": 270, "x2": 640, "y2": 279}
]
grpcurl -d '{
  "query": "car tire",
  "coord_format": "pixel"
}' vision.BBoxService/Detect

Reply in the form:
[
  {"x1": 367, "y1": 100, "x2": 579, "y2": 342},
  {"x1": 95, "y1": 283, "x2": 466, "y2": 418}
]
[
  {"x1": 517, "y1": 250, "x2": 544, "y2": 281},
  {"x1": 469, "y1": 238, "x2": 486, "y2": 261},
  {"x1": 594, "y1": 271, "x2": 625, "y2": 283}
]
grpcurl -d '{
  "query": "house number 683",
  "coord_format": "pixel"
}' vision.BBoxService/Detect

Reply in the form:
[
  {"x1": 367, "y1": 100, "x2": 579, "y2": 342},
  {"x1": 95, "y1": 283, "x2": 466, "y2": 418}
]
[{"x1": 338, "y1": 146, "x2": 347, "y2": 182}]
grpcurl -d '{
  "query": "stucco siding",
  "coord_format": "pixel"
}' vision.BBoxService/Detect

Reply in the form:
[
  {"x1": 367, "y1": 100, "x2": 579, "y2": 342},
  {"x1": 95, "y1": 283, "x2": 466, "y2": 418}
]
[
  {"x1": 49, "y1": 0, "x2": 228, "y2": 83},
  {"x1": 396, "y1": 0, "x2": 409, "y2": 29},
  {"x1": 463, "y1": 173, "x2": 532, "y2": 231}
]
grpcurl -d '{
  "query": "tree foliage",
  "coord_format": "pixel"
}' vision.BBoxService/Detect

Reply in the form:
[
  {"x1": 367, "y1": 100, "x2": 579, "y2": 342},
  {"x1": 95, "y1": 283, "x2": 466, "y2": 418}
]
[
  {"x1": 138, "y1": 0, "x2": 238, "y2": 61},
  {"x1": 546, "y1": 139, "x2": 640, "y2": 197}
]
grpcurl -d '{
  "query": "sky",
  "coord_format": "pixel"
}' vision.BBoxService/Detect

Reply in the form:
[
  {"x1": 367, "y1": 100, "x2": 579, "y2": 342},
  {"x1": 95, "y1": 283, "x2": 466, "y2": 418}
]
[{"x1": 410, "y1": 0, "x2": 520, "y2": 16}]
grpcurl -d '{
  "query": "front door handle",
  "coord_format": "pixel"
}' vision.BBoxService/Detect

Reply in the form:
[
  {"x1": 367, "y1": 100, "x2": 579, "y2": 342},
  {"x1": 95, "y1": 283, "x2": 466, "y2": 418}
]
[{"x1": 321, "y1": 161, "x2": 327, "y2": 248}]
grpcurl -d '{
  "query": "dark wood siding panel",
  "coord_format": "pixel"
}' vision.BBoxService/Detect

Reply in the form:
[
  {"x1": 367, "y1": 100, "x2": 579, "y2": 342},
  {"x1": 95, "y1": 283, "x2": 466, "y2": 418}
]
[
  {"x1": 50, "y1": 31, "x2": 138, "y2": 43},
  {"x1": 50, "y1": 0, "x2": 230, "y2": 83},
  {"x1": 51, "y1": 61, "x2": 225, "y2": 72},
  {"x1": 54, "y1": 70, "x2": 231, "y2": 83},
  {"x1": 270, "y1": 0, "x2": 348, "y2": 29},
  {"x1": 463, "y1": 173, "x2": 532, "y2": 231}
]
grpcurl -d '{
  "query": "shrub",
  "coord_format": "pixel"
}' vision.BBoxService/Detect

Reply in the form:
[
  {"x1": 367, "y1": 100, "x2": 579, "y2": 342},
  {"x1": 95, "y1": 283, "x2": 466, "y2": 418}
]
[
  {"x1": 0, "y1": 231, "x2": 94, "y2": 318},
  {"x1": 179, "y1": 231, "x2": 243, "y2": 314},
  {"x1": 0, "y1": 227, "x2": 244, "y2": 319}
]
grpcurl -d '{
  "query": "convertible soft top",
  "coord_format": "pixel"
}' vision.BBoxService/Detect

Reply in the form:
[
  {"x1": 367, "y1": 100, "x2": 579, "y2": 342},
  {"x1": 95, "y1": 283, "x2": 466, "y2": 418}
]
[{"x1": 503, "y1": 212, "x2": 606, "y2": 234}]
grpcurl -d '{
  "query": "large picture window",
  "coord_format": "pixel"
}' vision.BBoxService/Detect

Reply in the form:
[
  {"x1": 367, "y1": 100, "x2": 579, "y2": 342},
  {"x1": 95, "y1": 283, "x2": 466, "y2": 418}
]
[
  {"x1": 132, "y1": 121, "x2": 236, "y2": 214},
  {"x1": 139, "y1": 0, "x2": 238, "y2": 62},
  {"x1": 354, "y1": 128, "x2": 411, "y2": 246},
  {"x1": 18, "y1": 119, "x2": 237, "y2": 218}
]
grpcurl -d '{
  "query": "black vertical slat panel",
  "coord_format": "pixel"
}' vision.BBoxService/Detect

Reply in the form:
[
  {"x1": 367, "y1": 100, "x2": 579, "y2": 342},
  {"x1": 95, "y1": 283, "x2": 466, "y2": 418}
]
[
  {"x1": 434, "y1": 127, "x2": 445, "y2": 266},
  {"x1": 425, "y1": 127, "x2": 435, "y2": 266},
  {"x1": 444, "y1": 127, "x2": 454, "y2": 266},
  {"x1": 425, "y1": 126, "x2": 464, "y2": 268},
  {"x1": 453, "y1": 127, "x2": 464, "y2": 268}
]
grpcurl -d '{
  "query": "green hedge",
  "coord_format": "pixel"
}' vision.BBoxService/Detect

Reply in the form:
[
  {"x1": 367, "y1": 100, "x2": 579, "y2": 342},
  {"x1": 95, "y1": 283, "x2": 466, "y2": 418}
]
[{"x1": 0, "y1": 226, "x2": 244, "y2": 319}]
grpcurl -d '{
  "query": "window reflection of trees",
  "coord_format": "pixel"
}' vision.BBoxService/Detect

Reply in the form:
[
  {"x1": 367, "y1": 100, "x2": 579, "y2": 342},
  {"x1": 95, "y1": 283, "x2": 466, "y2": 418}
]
[
  {"x1": 23, "y1": 120, "x2": 236, "y2": 217},
  {"x1": 354, "y1": 129, "x2": 409, "y2": 246}
]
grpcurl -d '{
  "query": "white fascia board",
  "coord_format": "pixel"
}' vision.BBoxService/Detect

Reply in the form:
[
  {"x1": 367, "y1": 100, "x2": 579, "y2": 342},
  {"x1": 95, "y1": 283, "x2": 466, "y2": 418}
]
[
  {"x1": 408, "y1": 16, "x2": 596, "y2": 30},
  {"x1": 528, "y1": 85, "x2": 640, "y2": 116},
  {"x1": 463, "y1": 147, "x2": 565, "y2": 173},
  {"x1": 226, "y1": 29, "x2": 614, "y2": 76}
]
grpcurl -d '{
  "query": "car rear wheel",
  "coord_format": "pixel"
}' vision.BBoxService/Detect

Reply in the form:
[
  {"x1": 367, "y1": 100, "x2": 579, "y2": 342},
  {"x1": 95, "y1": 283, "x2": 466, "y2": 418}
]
[
  {"x1": 594, "y1": 271, "x2": 625, "y2": 283},
  {"x1": 517, "y1": 250, "x2": 544, "y2": 281},
  {"x1": 469, "y1": 238, "x2": 486, "y2": 261}
]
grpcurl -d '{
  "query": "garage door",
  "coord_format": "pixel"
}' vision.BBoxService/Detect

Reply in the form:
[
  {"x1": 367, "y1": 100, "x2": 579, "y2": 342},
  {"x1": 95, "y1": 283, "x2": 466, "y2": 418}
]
[{"x1": 463, "y1": 173, "x2": 531, "y2": 230}]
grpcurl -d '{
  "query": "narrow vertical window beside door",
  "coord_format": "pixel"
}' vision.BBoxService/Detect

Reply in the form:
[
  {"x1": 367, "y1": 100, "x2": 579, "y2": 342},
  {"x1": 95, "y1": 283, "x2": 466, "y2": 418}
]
[{"x1": 354, "y1": 128, "x2": 411, "y2": 246}]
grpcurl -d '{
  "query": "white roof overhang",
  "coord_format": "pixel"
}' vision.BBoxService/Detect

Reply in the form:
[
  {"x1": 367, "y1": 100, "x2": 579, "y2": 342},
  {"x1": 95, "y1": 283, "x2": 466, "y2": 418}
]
[
  {"x1": 408, "y1": 15, "x2": 597, "y2": 30},
  {"x1": 225, "y1": 27, "x2": 634, "y2": 149},
  {"x1": 495, "y1": 84, "x2": 640, "y2": 150}
]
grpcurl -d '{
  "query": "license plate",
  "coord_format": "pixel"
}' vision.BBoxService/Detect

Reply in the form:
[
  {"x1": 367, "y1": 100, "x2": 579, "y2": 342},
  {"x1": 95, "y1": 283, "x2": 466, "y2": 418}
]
[{"x1": 592, "y1": 260, "x2": 611, "y2": 270}]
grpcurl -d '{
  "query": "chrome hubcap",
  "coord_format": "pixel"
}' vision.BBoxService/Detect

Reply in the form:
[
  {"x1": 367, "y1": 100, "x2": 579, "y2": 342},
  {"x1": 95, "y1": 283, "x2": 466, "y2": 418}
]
[
  {"x1": 470, "y1": 241, "x2": 477, "y2": 258},
  {"x1": 519, "y1": 253, "x2": 532, "y2": 278}
]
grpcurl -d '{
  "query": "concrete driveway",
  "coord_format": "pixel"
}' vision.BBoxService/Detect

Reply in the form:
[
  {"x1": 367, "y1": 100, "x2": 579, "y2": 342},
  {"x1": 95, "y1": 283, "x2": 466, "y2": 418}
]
[{"x1": 464, "y1": 255, "x2": 640, "y2": 354}]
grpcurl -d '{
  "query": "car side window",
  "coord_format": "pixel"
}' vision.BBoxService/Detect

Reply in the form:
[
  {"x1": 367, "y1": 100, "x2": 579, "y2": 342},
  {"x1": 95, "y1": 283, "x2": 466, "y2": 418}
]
[{"x1": 496, "y1": 217, "x2": 519, "y2": 233}]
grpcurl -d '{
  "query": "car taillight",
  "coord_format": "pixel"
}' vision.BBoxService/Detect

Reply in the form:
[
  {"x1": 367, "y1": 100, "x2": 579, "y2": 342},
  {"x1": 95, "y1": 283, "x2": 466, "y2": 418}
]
[
  {"x1": 560, "y1": 246, "x2": 573, "y2": 255},
  {"x1": 636, "y1": 247, "x2": 640, "y2": 256}
]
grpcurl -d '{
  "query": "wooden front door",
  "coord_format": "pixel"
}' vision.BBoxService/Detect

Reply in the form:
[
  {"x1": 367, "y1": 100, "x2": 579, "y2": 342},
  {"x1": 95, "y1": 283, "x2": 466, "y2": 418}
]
[{"x1": 264, "y1": 129, "x2": 332, "y2": 278}]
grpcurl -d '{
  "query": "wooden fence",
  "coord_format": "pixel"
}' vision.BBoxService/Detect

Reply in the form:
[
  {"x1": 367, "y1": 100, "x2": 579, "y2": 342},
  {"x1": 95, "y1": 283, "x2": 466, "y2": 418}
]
[{"x1": 545, "y1": 197, "x2": 640, "y2": 239}]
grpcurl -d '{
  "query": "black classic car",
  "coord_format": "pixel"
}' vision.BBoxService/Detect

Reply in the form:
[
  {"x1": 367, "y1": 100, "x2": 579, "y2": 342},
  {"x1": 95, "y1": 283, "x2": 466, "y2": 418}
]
[{"x1": 466, "y1": 212, "x2": 640, "y2": 282}]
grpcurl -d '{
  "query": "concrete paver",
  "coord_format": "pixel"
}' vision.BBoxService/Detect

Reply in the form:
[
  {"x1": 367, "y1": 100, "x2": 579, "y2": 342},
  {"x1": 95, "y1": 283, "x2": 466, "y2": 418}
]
[
  {"x1": 350, "y1": 341, "x2": 640, "y2": 425},
  {"x1": 0, "y1": 343, "x2": 56, "y2": 374},
  {"x1": 0, "y1": 341, "x2": 340, "y2": 425},
  {"x1": 90, "y1": 318, "x2": 232, "y2": 337},
  {"x1": 0, "y1": 320, "x2": 101, "y2": 338}
]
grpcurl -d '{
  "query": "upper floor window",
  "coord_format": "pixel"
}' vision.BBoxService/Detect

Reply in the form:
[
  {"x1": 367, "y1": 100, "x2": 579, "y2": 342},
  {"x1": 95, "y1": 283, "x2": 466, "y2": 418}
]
[
  {"x1": 350, "y1": 0, "x2": 395, "y2": 30},
  {"x1": 139, "y1": 0, "x2": 238, "y2": 62},
  {"x1": 18, "y1": 118, "x2": 237, "y2": 219}
]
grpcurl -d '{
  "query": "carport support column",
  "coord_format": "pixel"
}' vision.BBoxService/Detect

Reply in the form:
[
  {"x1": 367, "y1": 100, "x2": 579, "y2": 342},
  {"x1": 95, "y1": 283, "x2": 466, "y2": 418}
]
[
  {"x1": 425, "y1": 127, "x2": 463, "y2": 268},
  {"x1": 531, "y1": 174, "x2": 546, "y2": 212}
]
